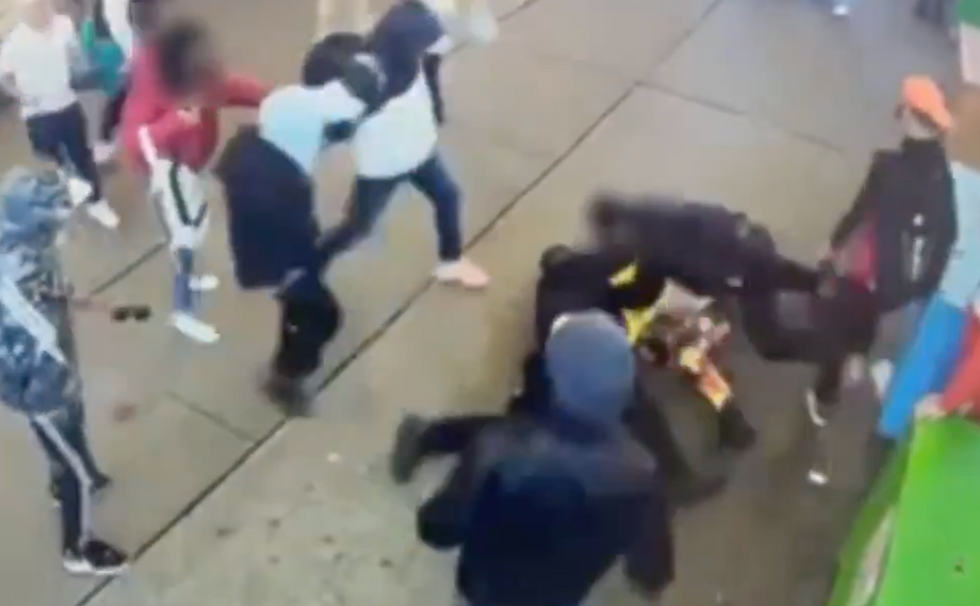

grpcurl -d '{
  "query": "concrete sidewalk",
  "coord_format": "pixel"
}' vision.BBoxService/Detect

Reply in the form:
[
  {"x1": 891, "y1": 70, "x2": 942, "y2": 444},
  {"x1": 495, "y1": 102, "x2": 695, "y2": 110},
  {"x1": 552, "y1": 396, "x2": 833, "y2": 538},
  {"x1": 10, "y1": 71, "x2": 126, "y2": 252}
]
[{"x1": 0, "y1": 1, "x2": 956, "y2": 605}]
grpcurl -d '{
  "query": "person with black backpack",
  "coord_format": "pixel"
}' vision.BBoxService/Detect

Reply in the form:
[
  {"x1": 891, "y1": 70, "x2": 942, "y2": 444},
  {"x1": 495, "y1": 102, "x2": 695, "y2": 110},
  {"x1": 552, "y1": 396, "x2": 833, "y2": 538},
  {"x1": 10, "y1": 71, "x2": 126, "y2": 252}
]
[{"x1": 417, "y1": 311, "x2": 674, "y2": 606}]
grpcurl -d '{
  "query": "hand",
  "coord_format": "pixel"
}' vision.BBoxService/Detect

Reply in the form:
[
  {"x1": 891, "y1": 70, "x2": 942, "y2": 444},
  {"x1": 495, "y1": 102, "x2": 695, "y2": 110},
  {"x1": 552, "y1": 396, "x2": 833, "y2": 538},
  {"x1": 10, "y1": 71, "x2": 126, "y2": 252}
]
[
  {"x1": 844, "y1": 355, "x2": 866, "y2": 384},
  {"x1": 915, "y1": 394, "x2": 947, "y2": 421}
]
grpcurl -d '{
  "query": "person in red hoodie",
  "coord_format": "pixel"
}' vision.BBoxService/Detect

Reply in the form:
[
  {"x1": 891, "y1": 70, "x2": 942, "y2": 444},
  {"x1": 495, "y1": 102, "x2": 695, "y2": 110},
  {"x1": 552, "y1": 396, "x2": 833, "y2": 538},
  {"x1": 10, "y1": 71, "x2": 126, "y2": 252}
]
[
  {"x1": 917, "y1": 299, "x2": 980, "y2": 422},
  {"x1": 120, "y1": 18, "x2": 268, "y2": 343}
]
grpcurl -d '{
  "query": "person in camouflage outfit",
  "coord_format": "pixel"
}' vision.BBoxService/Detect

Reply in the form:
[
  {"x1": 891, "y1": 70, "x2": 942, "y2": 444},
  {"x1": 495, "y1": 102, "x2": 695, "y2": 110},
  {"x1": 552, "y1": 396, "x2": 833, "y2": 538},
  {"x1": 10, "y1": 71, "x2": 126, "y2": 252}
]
[{"x1": 0, "y1": 166, "x2": 127, "y2": 576}]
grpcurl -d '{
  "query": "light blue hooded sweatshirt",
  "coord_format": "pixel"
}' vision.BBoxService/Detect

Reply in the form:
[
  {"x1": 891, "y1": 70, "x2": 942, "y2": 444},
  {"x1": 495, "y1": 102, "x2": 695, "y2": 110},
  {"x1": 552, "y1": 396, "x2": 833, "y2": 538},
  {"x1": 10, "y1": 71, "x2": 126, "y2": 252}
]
[{"x1": 939, "y1": 161, "x2": 980, "y2": 307}]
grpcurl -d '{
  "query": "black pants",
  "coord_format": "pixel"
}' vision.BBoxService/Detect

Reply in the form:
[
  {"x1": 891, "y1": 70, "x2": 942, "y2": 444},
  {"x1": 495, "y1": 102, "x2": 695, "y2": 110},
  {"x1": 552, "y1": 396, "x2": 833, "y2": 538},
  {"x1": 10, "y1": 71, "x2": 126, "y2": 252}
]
[
  {"x1": 26, "y1": 103, "x2": 102, "y2": 203},
  {"x1": 29, "y1": 405, "x2": 101, "y2": 551},
  {"x1": 273, "y1": 276, "x2": 343, "y2": 380},
  {"x1": 99, "y1": 87, "x2": 128, "y2": 143},
  {"x1": 410, "y1": 354, "x2": 696, "y2": 479}
]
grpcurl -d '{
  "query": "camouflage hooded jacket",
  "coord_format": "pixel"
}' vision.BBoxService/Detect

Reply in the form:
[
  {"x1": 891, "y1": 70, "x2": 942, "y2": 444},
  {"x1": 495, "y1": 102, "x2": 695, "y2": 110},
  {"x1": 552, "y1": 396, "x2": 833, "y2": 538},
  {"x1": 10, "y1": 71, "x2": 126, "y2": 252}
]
[{"x1": 0, "y1": 168, "x2": 82, "y2": 417}]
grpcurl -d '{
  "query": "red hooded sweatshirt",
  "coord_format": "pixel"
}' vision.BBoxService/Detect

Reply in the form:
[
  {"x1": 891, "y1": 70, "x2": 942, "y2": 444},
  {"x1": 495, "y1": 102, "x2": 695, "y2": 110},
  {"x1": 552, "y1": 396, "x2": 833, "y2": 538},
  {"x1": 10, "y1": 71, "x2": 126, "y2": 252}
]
[
  {"x1": 121, "y1": 46, "x2": 269, "y2": 173},
  {"x1": 940, "y1": 312, "x2": 980, "y2": 418}
]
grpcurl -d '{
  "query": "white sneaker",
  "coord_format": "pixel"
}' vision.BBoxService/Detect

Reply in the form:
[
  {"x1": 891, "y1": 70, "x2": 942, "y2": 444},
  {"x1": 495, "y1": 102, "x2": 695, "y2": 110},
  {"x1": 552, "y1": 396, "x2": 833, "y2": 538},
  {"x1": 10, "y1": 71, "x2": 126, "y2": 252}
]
[
  {"x1": 433, "y1": 258, "x2": 490, "y2": 290},
  {"x1": 170, "y1": 312, "x2": 220, "y2": 344},
  {"x1": 93, "y1": 141, "x2": 116, "y2": 165},
  {"x1": 832, "y1": 4, "x2": 850, "y2": 17},
  {"x1": 85, "y1": 200, "x2": 120, "y2": 229},
  {"x1": 190, "y1": 274, "x2": 220, "y2": 292},
  {"x1": 871, "y1": 360, "x2": 893, "y2": 400},
  {"x1": 65, "y1": 177, "x2": 94, "y2": 208}
]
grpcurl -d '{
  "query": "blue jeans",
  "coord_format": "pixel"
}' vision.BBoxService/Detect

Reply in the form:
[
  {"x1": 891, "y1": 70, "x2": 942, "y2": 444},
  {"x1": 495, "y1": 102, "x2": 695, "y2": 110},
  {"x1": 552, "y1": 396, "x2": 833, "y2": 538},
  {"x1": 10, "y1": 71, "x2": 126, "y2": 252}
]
[
  {"x1": 316, "y1": 153, "x2": 464, "y2": 269},
  {"x1": 173, "y1": 248, "x2": 195, "y2": 313}
]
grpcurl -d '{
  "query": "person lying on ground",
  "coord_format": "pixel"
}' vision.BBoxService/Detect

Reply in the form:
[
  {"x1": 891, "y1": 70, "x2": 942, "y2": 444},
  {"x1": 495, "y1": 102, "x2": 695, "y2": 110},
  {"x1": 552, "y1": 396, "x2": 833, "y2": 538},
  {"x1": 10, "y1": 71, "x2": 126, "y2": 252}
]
[
  {"x1": 418, "y1": 311, "x2": 675, "y2": 606},
  {"x1": 391, "y1": 244, "x2": 740, "y2": 506}
]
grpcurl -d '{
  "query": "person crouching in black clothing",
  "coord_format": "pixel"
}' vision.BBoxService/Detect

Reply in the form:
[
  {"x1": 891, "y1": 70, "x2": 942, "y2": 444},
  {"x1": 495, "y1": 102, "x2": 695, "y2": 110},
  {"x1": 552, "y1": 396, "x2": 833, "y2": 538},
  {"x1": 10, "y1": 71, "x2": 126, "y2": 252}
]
[
  {"x1": 391, "y1": 243, "x2": 731, "y2": 506},
  {"x1": 418, "y1": 311, "x2": 674, "y2": 606}
]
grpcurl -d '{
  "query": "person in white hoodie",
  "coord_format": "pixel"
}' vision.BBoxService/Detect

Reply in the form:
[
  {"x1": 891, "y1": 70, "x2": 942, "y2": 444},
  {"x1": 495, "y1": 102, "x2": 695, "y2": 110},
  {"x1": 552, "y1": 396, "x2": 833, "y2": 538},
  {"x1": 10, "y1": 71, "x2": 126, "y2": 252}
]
[{"x1": 0, "y1": 0, "x2": 119, "y2": 229}]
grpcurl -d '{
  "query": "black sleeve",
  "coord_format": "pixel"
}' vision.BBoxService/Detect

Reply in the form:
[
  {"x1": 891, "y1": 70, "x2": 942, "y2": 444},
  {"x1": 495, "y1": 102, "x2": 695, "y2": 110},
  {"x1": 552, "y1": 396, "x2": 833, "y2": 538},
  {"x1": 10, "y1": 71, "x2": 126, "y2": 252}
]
[
  {"x1": 624, "y1": 479, "x2": 675, "y2": 594},
  {"x1": 918, "y1": 184, "x2": 957, "y2": 297},
  {"x1": 417, "y1": 438, "x2": 490, "y2": 550},
  {"x1": 830, "y1": 153, "x2": 886, "y2": 248}
]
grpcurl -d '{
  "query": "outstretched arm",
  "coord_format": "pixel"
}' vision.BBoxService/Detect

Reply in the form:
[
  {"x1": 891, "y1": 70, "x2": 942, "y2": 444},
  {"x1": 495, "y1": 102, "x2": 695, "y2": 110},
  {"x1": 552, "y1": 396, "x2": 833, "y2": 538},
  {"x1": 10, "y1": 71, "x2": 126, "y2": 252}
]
[{"x1": 218, "y1": 73, "x2": 271, "y2": 108}]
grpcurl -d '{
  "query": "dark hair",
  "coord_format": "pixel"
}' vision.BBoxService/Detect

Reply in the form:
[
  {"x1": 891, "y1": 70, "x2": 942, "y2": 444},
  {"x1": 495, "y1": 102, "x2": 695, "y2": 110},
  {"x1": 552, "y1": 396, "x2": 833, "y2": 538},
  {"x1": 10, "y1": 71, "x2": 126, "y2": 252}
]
[
  {"x1": 156, "y1": 19, "x2": 214, "y2": 95},
  {"x1": 302, "y1": 32, "x2": 367, "y2": 87}
]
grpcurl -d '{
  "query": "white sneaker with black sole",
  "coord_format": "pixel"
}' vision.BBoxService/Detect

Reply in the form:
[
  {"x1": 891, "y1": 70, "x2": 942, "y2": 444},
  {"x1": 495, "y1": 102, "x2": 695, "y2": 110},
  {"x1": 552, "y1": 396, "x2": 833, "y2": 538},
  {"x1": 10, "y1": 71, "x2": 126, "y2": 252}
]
[
  {"x1": 63, "y1": 539, "x2": 129, "y2": 577},
  {"x1": 86, "y1": 200, "x2": 121, "y2": 229},
  {"x1": 190, "y1": 274, "x2": 220, "y2": 292}
]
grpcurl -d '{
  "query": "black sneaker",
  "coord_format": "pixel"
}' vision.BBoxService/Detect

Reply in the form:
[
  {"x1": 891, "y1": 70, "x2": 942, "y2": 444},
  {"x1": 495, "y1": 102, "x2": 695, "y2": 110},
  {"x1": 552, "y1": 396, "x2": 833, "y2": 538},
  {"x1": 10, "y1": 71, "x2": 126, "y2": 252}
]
[
  {"x1": 51, "y1": 474, "x2": 113, "y2": 507},
  {"x1": 390, "y1": 415, "x2": 429, "y2": 484},
  {"x1": 63, "y1": 539, "x2": 129, "y2": 577},
  {"x1": 717, "y1": 405, "x2": 757, "y2": 452},
  {"x1": 263, "y1": 370, "x2": 313, "y2": 416}
]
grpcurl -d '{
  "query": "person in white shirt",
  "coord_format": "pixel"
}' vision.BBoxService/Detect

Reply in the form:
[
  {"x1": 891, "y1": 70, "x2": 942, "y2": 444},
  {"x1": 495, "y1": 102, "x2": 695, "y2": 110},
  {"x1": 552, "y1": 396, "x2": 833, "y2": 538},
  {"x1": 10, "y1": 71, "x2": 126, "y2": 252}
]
[
  {"x1": 304, "y1": 0, "x2": 489, "y2": 289},
  {"x1": 0, "y1": 0, "x2": 120, "y2": 229}
]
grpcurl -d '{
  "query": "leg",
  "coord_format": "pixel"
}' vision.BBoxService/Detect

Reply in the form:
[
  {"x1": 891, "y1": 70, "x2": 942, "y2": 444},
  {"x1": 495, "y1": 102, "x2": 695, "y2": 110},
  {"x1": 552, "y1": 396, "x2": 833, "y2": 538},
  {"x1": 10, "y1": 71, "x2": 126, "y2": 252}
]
[
  {"x1": 390, "y1": 414, "x2": 502, "y2": 483},
  {"x1": 315, "y1": 177, "x2": 399, "y2": 271},
  {"x1": 31, "y1": 413, "x2": 127, "y2": 575},
  {"x1": 169, "y1": 247, "x2": 219, "y2": 344},
  {"x1": 268, "y1": 276, "x2": 342, "y2": 411},
  {"x1": 409, "y1": 154, "x2": 463, "y2": 262},
  {"x1": 409, "y1": 155, "x2": 489, "y2": 288},
  {"x1": 58, "y1": 104, "x2": 103, "y2": 202},
  {"x1": 95, "y1": 88, "x2": 127, "y2": 163}
]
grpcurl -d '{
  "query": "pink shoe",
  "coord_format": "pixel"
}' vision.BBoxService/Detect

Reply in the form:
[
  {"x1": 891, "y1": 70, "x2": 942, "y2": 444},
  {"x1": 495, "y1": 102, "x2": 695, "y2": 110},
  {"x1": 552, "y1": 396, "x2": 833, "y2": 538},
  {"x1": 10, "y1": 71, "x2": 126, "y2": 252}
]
[{"x1": 433, "y1": 258, "x2": 490, "y2": 290}]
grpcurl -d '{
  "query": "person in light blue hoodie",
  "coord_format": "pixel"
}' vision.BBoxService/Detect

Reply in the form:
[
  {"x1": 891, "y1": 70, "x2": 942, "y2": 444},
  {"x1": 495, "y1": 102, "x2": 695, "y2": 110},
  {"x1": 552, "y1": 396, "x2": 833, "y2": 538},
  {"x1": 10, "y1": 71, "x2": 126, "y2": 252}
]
[{"x1": 0, "y1": 167, "x2": 127, "y2": 576}]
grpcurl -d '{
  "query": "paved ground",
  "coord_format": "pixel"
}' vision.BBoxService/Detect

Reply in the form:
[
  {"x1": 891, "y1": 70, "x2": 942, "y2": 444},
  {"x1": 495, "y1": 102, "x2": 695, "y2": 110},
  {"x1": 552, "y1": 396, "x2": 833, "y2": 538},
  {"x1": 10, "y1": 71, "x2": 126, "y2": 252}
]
[{"x1": 0, "y1": 0, "x2": 959, "y2": 605}]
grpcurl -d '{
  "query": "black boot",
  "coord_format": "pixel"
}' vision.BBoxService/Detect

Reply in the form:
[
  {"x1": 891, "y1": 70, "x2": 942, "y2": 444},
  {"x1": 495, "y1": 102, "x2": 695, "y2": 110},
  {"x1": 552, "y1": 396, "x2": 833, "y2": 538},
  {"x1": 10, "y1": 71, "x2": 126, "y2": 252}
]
[
  {"x1": 263, "y1": 369, "x2": 313, "y2": 416},
  {"x1": 390, "y1": 415, "x2": 429, "y2": 484}
]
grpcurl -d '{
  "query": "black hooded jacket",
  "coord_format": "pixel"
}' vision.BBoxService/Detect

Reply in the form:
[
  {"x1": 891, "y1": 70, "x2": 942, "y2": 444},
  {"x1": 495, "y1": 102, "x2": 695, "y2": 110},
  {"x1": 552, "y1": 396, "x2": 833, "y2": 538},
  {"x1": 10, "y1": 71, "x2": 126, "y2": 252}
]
[{"x1": 830, "y1": 138, "x2": 956, "y2": 311}]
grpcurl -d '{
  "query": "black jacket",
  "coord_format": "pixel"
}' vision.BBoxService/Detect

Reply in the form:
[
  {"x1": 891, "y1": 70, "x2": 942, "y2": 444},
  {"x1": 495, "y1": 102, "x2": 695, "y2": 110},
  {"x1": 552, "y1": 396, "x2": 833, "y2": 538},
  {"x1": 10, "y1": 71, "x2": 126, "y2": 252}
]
[
  {"x1": 830, "y1": 138, "x2": 956, "y2": 311},
  {"x1": 214, "y1": 127, "x2": 321, "y2": 294},
  {"x1": 605, "y1": 196, "x2": 817, "y2": 297},
  {"x1": 418, "y1": 412, "x2": 673, "y2": 606}
]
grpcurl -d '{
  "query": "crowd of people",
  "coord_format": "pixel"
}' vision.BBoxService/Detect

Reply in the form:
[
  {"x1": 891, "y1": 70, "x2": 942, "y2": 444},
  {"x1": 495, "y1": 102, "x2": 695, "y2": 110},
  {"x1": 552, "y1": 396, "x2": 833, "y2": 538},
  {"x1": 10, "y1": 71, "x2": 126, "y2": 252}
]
[{"x1": 0, "y1": 0, "x2": 975, "y2": 604}]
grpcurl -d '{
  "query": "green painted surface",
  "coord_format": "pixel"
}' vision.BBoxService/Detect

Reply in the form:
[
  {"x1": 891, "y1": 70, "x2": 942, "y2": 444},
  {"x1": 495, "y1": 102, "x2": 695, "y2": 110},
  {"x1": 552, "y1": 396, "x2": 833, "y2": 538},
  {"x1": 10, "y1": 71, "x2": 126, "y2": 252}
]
[{"x1": 874, "y1": 419, "x2": 980, "y2": 606}]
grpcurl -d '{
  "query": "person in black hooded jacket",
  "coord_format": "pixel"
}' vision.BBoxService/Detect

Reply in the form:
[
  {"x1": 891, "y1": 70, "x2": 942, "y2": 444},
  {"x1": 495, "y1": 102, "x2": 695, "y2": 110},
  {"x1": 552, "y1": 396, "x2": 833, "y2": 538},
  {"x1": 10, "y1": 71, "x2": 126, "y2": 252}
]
[{"x1": 418, "y1": 311, "x2": 674, "y2": 606}]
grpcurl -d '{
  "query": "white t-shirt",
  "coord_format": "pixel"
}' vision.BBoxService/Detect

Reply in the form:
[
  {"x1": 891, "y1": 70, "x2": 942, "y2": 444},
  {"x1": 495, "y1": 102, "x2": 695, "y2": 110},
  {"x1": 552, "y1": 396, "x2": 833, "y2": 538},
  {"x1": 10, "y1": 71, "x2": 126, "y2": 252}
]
[
  {"x1": 353, "y1": 71, "x2": 439, "y2": 179},
  {"x1": 0, "y1": 16, "x2": 78, "y2": 118}
]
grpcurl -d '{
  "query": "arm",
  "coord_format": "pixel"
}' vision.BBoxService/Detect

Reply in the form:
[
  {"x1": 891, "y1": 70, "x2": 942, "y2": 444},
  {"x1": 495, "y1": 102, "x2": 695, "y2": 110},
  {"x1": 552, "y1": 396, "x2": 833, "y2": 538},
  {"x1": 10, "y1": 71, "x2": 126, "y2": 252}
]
[
  {"x1": 0, "y1": 37, "x2": 22, "y2": 99},
  {"x1": 218, "y1": 73, "x2": 271, "y2": 108},
  {"x1": 830, "y1": 153, "x2": 885, "y2": 248},
  {"x1": 105, "y1": 0, "x2": 137, "y2": 62},
  {"x1": 624, "y1": 480, "x2": 675, "y2": 596},
  {"x1": 917, "y1": 187, "x2": 957, "y2": 298}
]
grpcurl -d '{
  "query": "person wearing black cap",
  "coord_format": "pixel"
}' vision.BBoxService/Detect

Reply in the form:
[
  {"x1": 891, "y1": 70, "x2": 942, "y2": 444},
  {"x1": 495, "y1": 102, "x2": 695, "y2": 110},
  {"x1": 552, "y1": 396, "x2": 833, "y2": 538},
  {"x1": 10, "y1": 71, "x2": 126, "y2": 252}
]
[{"x1": 418, "y1": 311, "x2": 674, "y2": 606}]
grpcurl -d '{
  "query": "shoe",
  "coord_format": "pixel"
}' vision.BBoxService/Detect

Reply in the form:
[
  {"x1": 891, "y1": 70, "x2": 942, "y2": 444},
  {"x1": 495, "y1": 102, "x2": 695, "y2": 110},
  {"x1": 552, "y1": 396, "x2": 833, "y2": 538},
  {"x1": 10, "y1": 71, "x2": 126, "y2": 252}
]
[
  {"x1": 51, "y1": 473, "x2": 113, "y2": 507},
  {"x1": 190, "y1": 274, "x2": 220, "y2": 292},
  {"x1": 85, "y1": 200, "x2": 120, "y2": 229},
  {"x1": 63, "y1": 539, "x2": 129, "y2": 577},
  {"x1": 65, "y1": 177, "x2": 94, "y2": 208},
  {"x1": 262, "y1": 370, "x2": 313, "y2": 416},
  {"x1": 170, "y1": 312, "x2": 220, "y2": 344},
  {"x1": 433, "y1": 258, "x2": 490, "y2": 290},
  {"x1": 390, "y1": 414, "x2": 428, "y2": 484},
  {"x1": 832, "y1": 4, "x2": 850, "y2": 17},
  {"x1": 93, "y1": 141, "x2": 116, "y2": 165},
  {"x1": 870, "y1": 360, "x2": 893, "y2": 400},
  {"x1": 804, "y1": 390, "x2": 831, "y2": 428},
  {"x1": 717, "y1": 405, "x2": 757, "y2": 452}
]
